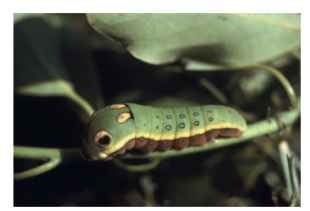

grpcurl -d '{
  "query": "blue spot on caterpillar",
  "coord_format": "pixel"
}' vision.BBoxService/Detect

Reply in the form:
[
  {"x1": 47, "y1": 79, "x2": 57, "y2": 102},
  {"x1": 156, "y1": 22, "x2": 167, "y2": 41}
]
[{"x1": 82, "y1": 103, "x2": 247, "y2": 160}]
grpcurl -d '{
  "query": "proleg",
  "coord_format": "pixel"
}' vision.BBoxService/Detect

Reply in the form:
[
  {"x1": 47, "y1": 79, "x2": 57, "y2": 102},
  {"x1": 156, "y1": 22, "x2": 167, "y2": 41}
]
[{"x1": 82, "y1": 103, "x2": 247, "y2": 161}]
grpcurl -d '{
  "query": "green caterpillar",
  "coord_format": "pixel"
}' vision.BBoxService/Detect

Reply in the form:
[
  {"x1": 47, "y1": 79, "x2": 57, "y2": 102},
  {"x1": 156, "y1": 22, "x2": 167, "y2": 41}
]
[{"x1": 82, "y1": 103, "x2": 247, "y2": 160}]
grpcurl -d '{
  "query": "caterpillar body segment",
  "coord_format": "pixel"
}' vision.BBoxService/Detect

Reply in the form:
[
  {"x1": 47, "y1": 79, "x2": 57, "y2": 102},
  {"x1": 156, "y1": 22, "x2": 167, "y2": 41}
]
[{"x1": 82, "y1": 103, "x2": 247, "y2": 161}]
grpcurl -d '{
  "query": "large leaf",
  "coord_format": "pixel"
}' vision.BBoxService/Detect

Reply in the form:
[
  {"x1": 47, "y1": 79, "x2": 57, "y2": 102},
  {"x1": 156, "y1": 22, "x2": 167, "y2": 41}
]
[
  {"x1": 14, "y1": 16, "x2": 104, "y2": 121},
  {"x1": 87, "y1": 14, "x2": 300, "y2": 68}
]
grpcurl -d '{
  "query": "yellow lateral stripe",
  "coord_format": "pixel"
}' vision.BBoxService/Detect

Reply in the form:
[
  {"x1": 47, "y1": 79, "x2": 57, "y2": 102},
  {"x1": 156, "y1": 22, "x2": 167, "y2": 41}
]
[{"x1": 107, "y1": 122, "x2": 246, "y2": 155}]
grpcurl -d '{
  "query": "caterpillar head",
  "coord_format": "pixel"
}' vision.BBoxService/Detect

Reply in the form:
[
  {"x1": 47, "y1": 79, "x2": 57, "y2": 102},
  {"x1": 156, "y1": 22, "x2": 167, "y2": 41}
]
[{"x1": 82, "y1": 104, "x2": 135, "y2": 161}]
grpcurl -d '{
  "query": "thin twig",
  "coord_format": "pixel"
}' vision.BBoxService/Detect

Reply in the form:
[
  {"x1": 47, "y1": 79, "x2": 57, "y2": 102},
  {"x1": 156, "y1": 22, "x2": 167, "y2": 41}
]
[
  {"x1": 279, "y1": 141, "x2": 293, "y2": 198},
  {"x1": 14, "y1": 159, "x2": 61, "y2": 180},
  {"x1": 67, "y1": 90, "x2": 95, "y2": 122},
  {"x1": 291, "y1": 157, "x2": 300, "y2": 198},
  {"x1": 140, "y1": 175, "x2": 157, "y2": 206},
  {"x1": 113, "y1": 158, "x2": 161, "y2": 172},
  {"x1": 278, "y1": 140, "x2": 300, "y2": 206},
  {"x1": 244, "y1": 65, "x2": 298, "y2": 109},
  {"x1": 199, "y1": 78, "x2": 228, "y2": 104},
  {"x1": 14, "y1": 146, "x2": 62, "y2": 180},
  {"x1": 184, "y1": 61, "x2": 298, "y2": 109}
]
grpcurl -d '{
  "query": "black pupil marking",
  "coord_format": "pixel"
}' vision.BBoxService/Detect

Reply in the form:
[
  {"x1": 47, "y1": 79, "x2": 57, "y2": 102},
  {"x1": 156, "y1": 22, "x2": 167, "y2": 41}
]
[
  {"x1": 178, "y1": 122, "x2": 185, "y2": 129},
  {"x1": 165, "y1": 125, "x2": 172, "y2": 131},
  {"x1": 97, "y1": 136, "x2": 111, "y2": 147},
  {"x1": 179, "y1": 114, "x2": 186, "y2": 119},
  {"x1": 166, "y1": 114, "x2": 172, "y2": 119},
  {"x1": 193, "y1": 121, "x2": 200, "y2": 126},
  {"x1": 193, "y1": 112, "x2": 199, "y2": 116},
  {"x1": 208, "y1": 117, "x2": 214, "y2": 122}
]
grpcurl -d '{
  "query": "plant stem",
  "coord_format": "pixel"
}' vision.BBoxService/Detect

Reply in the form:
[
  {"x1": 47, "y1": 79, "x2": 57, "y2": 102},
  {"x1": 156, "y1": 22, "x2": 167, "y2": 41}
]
[
  {"x1": 14, "y1": 159, "x2": 61, "y2": 180},
  {"x1": 184, "y1": 62, "x2": 298, "y2": 109},
  {"x1": 278, "y1": 141, "x2": 300, "y2": 205},
  {"x1": 113, "y1": 158, "x2": 161, "y2": 172},
  {"x1": 245, "y1": 65, "x2": 298, "y2": 108},
  {"x1": 279, "y1": 141, "x2": 293, "y2": 198},
  {"x1": 199, "y1": 78, "x2": 228, "y2": 104},
  {"x1": 14, "y1": 147, "x2": 82, "y2": 180},
  {"x1": 14, "y1": 146, "x2": 62, "y2": 160},
  {"x1": 67, "y1": 90, "x2": 95, "y2": 123}
]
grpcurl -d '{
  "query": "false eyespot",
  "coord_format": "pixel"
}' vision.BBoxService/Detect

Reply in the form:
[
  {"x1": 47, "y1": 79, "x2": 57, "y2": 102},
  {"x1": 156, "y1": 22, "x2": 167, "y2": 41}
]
[
  {"x1": 110, "y1": 104, "x2": 127, "y2": 110},
  {"x1": 94, "y1": 130, "x2": 112, "y2": 148},
  {"x1": 117, "y1": 112, "x2": 132, "y2": 123}
]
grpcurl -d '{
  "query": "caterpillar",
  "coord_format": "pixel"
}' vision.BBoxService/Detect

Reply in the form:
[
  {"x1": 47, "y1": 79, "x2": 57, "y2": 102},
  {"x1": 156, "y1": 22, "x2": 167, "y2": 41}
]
[{"x1": 82, "y1": 103, "x2": 247, "y2": 160}]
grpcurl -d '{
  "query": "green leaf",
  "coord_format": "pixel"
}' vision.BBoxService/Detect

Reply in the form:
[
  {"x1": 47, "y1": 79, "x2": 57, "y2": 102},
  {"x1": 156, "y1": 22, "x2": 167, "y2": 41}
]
[
  {"x1": 14, "y1": 17, "x2": 96, "y2": 121},
  {"x1": 87, "y1": 14, "x2": 300, "y2": 68},
  {"x1": 16, "y1": 80, "x2": 73, "y2": 96}
]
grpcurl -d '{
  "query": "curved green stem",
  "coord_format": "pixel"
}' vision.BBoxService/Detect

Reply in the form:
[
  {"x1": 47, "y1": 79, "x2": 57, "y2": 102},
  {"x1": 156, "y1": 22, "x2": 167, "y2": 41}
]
[
  {"x1": 113, "y1": 158, "x2": 161, "y2": 172},
  {"x1": 184, "y1": 61, "x2": 298, "y2": 109},
  {"x1": 241, "y1": 64, "x2": 298, "y2": 108},
  {"x1": 14, "y1": 146, "x2": 62, "y2": 160},
  {"x1": 14, "y1": 159, "x2": 61, "y2": 181},
  {"x1": 67, "y1": 91, "x2": 95, "y2": 123},
  {"x1": 14, "y1": 146, "x2": 82, "y2": 180},
  {"x1": 14, "y1": 146, "x2": 62, "y2": 181}
]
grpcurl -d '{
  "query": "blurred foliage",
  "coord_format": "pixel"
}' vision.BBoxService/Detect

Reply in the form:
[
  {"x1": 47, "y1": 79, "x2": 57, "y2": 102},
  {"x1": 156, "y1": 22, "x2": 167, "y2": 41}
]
[
  {"x1": 14, "y1": 14, "x2": 300, "y2": 206},
  {"x1": 14, "y1": 15, "x2": 103, "y2": 122},
  {"x1": 87, "y1": 14, "x2": 299, "y2": 67}
]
